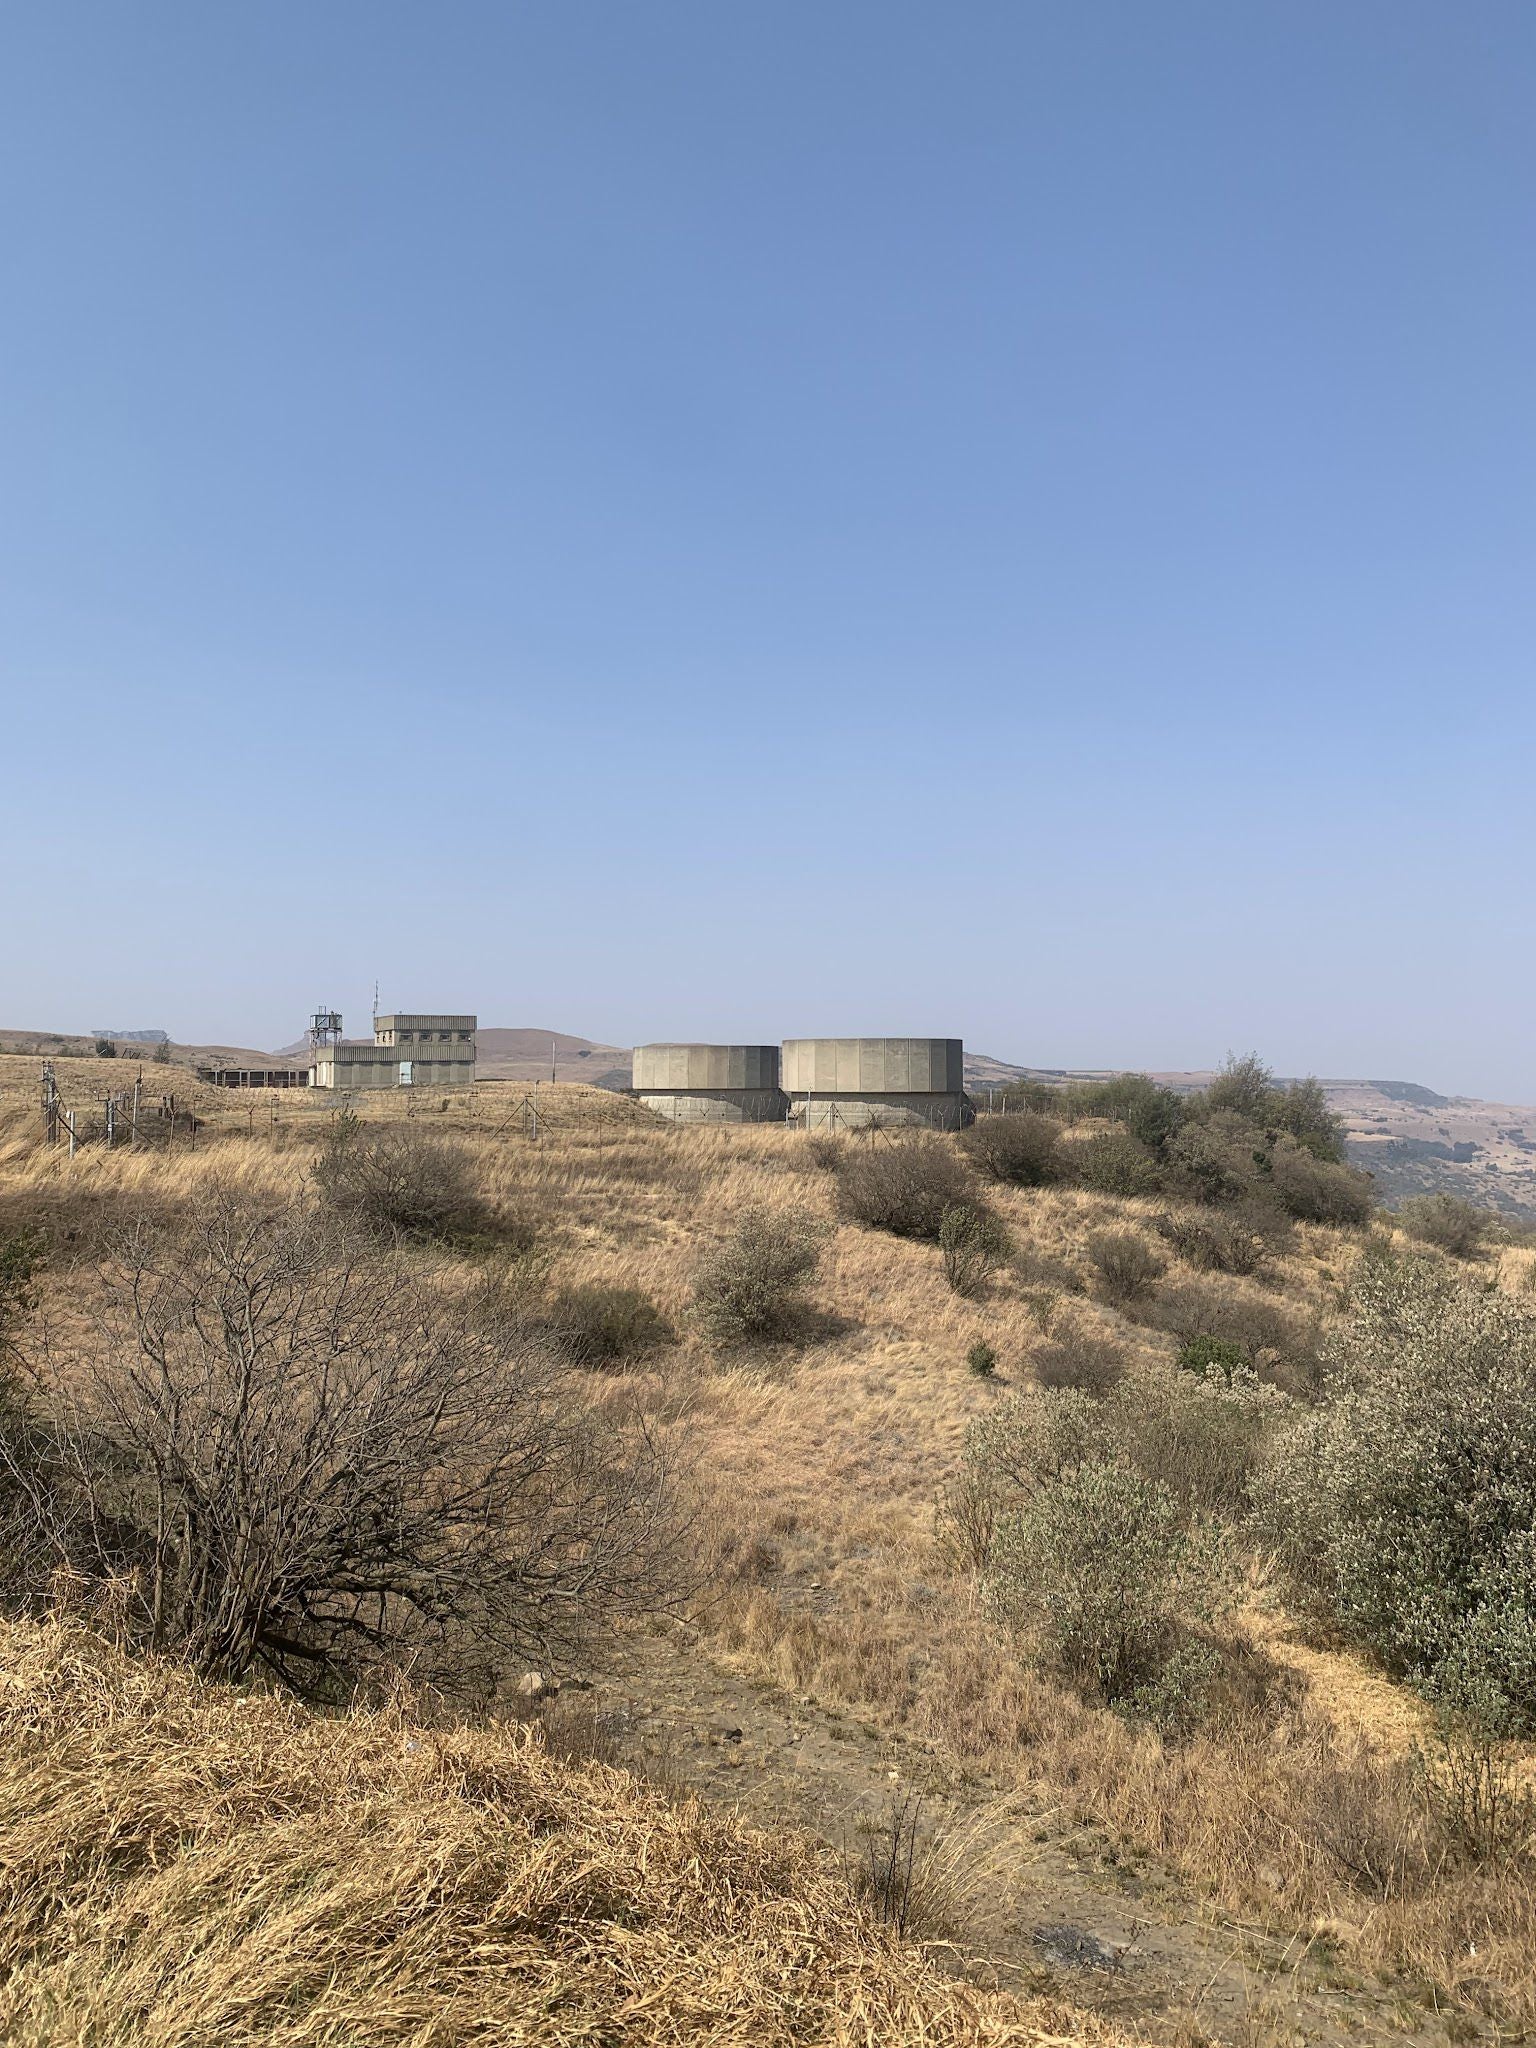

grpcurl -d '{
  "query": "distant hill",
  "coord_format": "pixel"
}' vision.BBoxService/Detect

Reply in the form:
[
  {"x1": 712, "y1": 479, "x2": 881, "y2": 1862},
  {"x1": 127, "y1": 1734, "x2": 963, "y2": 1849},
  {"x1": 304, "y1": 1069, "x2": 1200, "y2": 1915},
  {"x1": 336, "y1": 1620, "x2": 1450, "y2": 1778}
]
[{"x1": 474, "y1": 1028, "x2": 631, "y2": 1089}]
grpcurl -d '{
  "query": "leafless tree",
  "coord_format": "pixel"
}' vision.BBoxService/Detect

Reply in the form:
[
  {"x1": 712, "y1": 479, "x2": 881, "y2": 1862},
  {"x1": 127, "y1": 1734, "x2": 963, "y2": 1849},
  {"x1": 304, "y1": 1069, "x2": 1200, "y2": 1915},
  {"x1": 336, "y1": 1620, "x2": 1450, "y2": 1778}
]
[{"x1": 2, "y1": 1195, "x2": 688, "y2": 1697}]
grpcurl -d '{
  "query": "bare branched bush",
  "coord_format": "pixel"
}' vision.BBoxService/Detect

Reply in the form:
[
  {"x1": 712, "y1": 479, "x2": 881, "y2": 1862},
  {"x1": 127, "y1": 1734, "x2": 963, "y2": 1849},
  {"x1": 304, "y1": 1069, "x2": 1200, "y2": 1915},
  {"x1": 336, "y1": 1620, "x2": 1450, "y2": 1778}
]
[
  {"x1": 960, "y1": 1112, "x2": 1062, "y2": 1187},
  {"x1": 2, "y1": 1197, "x2": 687, "y2": 1698},
  {"x1": 691, "y1": 1206, "x2": 825, "y2": 1345},
  {"x1": 1399, "y1": 1192, "x2": 1494, "y2": 1259},
  {"x1": 1154, "y1": 1208, "x2": 1272, "y2": 1278},
  {"x1": 1085, "y1": 1229, "x2": 1166, "y2": 1306},
  {"x1": 552, "y1": 1284, "x2": 674, "y2": 1368},
  {"x1": 1030, "y1": 1321, "x2": 1132, "y2": 1397},
  {"x1": 938, "y1": 1203, "x2": 1013, "y2": 1297},
  {"x1": 311, "y1": 1113, "x2": 508, "y2": 1247},
  {"x1": 835, "y1": 1136, "x2": 973, "y2": 1241}
]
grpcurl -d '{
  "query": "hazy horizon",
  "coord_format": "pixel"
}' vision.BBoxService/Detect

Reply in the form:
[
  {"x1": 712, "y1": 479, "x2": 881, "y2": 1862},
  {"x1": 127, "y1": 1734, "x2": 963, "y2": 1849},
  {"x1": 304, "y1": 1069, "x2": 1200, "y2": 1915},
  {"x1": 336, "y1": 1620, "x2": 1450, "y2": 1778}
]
[{"x1": 5, "y1": 5, "x2": 1534, "y2": 1098}]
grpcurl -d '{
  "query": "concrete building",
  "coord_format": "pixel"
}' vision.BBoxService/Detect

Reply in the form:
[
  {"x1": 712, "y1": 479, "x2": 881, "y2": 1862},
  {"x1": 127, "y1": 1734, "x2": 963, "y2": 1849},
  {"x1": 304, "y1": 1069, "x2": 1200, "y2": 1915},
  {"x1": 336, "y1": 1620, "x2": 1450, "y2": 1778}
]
[
  {"x1": 310, "y1": 1014, "x2": 477, "y2": 1091},
  {"x1": 780, "y1": 1038, "x2": 969, "y2": 1130},
  {"x1": 632, "y1": 1043, "x2": 787, "y2": 1123}
]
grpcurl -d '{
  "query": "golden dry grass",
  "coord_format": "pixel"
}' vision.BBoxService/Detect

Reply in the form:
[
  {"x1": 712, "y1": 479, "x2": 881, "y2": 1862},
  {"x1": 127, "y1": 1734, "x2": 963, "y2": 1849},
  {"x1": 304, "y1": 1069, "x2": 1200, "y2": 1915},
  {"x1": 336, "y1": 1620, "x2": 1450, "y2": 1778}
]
[
  {"x1": 4, "y1": 1094, "x2": 1535, "y2": 2031},
  {"x1": 0, "y1": 1612, "x2": 1102, "y2": 2048}
]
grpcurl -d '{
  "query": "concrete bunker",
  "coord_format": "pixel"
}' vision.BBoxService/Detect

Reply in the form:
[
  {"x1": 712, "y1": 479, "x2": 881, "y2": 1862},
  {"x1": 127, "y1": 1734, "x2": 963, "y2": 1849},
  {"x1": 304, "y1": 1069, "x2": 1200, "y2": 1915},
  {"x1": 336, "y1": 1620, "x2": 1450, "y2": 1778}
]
[
  {"x1": 780, "y1": 1037, "x2": 969, "y2": 1130},
  {"x1": 632, "y1": 1044, "x2": 788, "y2": 1123}
]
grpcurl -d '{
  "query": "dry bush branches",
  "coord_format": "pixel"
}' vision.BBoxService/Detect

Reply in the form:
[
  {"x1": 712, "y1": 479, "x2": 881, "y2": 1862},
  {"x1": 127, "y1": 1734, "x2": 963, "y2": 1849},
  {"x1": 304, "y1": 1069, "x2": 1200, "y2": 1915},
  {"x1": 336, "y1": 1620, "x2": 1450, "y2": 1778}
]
[{"x1": 1, "y1": 1194, "x2": 689, "y2": 1699}]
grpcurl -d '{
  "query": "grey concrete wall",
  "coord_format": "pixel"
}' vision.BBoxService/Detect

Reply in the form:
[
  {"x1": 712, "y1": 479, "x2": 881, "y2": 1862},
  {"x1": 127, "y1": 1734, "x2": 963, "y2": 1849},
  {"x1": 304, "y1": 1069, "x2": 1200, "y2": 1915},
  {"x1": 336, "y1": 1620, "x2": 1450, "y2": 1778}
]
[
  {"x1": 794, "y1": 1092, "x2": 968, "y2": 1131},
  {"x1": 637, "y1": 1089, "x2": 789, "y2": 1125},
  {"x1": 311, "y1": 1042, "x2": 475, "y2": 1090},
  {"x1": 632, "y1": 1044, "x2": 781, "y2": 1091},
  {"x1": 780, "y1": 1038, "x2": 963, "y2": 1094}
]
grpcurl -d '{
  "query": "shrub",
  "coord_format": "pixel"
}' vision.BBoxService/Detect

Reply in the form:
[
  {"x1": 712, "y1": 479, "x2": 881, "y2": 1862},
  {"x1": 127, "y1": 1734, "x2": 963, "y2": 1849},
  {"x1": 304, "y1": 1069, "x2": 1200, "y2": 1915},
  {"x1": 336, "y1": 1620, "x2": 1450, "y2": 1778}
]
[
  {"x1": 553, "y1": 1285, "x2": 673, "y2": 1367},
  {"x1": 1177, "y1": 1333, "x2": 1250, "y2": 1381},
  {"x1": 0, "y1": 1199, "x2": 686, "y2": 1697},
  {"x1": 691, "y1": 1206, "x2": 825, "y2": 1345},
  {"x1": 836, "y1": 1137, "x2": 973, "y2": 1241},
  {"x1": 960, "y1": 1112, "x2": 1062, "y2": 1187},
  {"x1": 986, "y1": 1460, "x2": 1229, "y2": 1730},
  {"x1": 1149, "y1": 1275, "x2": 1324, "y2": 1395},
  {"x1": 1123, "y1": 1364, "x2": 1281, "y2": 1520},
  {"x1": 1066, "y1": 1130, "x2": 1159, "y2": 1198},
  {"x1": 1204, "y1": 1051, "x2": 1279, "y2": 1125},
  {"x1": 1257, "y1": 1260, "x2": 1536, "y2": 1729},
  {"x1": 938, "y1": 1203, "x2": 1013, "y2": 1297},
  {"x1": 966, "y1": 1337, "x2": 998, "y2": 1378},
  {"x1": 1399, "y1": 1193, "x2": 1493, "y2": 1259},
  {"x1": 0, "y1": 1229, "x2": 40, "y2": 1368},
  {"x1": 804, "y1": 1133, "x2": 845, "y2": 1173},
  {"x1": 1154, "y1": 1208, "x2": 1271, "y2": 1277},
  {"x1": 312, "y1": 1115, "x2": 500, "y2": 1246},
  {"x1": 1268, "y1": 1142, "x2": 1374, "y2": 1226},
  {"x1": 93, "y1": 1037, "x2": 117, "y2": 1059},
  {"x1": 1031, "y1": 1322, "x2": 1131, "y2": 1397},
  {"x1": 1085, "y1": 1229, "x2": 1165, "y2": 1306},
  {"x1": 1062, "y1": 1074, "x2": 1185, "y2": 1154}
]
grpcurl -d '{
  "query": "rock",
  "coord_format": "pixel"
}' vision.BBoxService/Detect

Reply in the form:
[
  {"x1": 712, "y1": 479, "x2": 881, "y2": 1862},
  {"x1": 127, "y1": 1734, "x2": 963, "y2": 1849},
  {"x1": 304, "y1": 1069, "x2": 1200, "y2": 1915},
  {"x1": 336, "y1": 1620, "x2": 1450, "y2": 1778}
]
[{"x1": 515, "y1": 1671, "x2": 548, "y2": 1701}]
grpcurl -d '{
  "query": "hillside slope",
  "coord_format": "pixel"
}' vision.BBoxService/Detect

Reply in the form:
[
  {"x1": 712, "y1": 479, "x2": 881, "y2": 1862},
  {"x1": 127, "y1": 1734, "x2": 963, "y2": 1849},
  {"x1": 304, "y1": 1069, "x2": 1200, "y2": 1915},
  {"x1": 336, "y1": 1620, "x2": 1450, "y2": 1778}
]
[{"x1": 0, "y1": 1614, "x2": 1087, "y2": 2048}]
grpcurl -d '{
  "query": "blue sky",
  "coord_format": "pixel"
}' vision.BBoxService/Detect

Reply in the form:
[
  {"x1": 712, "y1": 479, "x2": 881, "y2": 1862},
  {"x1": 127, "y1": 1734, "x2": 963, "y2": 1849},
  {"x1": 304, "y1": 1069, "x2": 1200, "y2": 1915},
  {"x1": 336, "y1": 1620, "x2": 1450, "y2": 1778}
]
[{"x1": 3, "y1": 3, "x2": 1534, "y2": 1093}]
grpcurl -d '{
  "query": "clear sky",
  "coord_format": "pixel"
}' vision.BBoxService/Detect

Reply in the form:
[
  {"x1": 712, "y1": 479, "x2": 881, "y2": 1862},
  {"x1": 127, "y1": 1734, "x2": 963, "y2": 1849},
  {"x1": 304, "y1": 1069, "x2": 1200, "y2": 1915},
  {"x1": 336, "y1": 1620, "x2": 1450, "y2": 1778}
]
[{"x1": 3, "y1": 4, "x2": 1534, "y2": 1094}]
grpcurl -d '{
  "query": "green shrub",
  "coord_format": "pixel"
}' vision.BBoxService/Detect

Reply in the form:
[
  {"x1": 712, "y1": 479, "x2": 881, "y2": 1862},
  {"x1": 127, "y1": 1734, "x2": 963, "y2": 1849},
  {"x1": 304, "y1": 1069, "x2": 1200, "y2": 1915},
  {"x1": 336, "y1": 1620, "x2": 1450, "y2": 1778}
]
[
  {"x1": 836, "y1": 1137, "x2": 973, "y2": 1242},
  {"x1": 1084, "y1": 1229, "x2": 1165, "y2": 1306},
  {"x1": 311, "y1": 1116, "x2": 501, "y2": 1247},
  {"x1": 986, "y1": 1460, "x2": 1229, "y2": 1731},
  {"x1": 692, "y1": 1206, "x2": 825, "y2": 1345},
  {"x1": 938, "y1": 1203, "x2": 1013, "y2": 1297},
  {"x1": 960, "y1": 1112, "x2": 1062, "y2": 1187},
  {"x1": 1126, "y1": 1364, "x2": 1281, "y2": 1520},
  {"x1": 1149, "y1": 1275, "x2": 1324, "y2": 1395},
  {"x1": 553, "y1": 1285, "x2": 673, "y2": 1367},
  {"x1": 1062, "y1": 1074, "x2": 1185, "y2": 1154},
  {"x1": 966, "y1": 1337, "x2": 998, "y2": 1378},
  {"x1": 1268, "y1": 1142, "x2": 1374, "y2": 1226},
  {"x1": 1257, "y1": 1260, "x2": 1536, "y2": 1729},
  {"x1": 1177, "y1": 1333, "x2": 1250, "y2": 1381},
  {"x1": 1398, "y1": 1193, "x2": 1493, "y2": 1259},
  {"x1": 1067, "y1": 1131, "x2": 1159, "y2": 1198}
]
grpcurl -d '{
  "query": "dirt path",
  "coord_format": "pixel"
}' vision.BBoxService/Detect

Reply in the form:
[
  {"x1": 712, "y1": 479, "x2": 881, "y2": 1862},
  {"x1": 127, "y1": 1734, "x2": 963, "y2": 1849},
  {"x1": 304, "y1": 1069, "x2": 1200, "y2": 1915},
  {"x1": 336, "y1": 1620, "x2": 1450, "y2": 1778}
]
[{"x1": 557, "y1": 1626, "x2": 1458, "y2": 2048}]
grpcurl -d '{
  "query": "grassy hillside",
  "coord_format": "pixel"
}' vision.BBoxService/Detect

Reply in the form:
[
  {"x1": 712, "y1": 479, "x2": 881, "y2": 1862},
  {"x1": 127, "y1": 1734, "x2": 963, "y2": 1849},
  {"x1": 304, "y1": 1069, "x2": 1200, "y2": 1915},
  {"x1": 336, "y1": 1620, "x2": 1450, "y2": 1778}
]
[
  {"x1": 1, "y1": 1070, "x2": 1533, "y2": 2041},
  {"x1": 0, "y1": 1612, "x2": 1084, "y2": 2046}
]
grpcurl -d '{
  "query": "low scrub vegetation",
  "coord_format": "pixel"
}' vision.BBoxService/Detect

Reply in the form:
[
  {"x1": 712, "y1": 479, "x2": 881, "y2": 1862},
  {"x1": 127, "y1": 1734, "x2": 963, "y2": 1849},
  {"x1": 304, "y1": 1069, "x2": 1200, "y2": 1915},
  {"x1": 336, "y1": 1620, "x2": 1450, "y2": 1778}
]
[
  {"x1": 691, "y1": 1205, "x2": 825, "y2": 1345},
  {"x1": 960, "y1": 1111, "x2": 1062, "y2": 1186},
  {"x1": 552, "y1": 1283, "x2": 674, "y2": 1367},
  {"x1": 1259, "y1": 1256, "x2": 1536, "y2": 1732},
  {"x1": 835, "y1": 1135, "x2": 974, "y2": 1241},
  {"x1": 311, "y1": 1113, "x2": 505, "y2": 1246},
  {"x1": 0, "y1": 1197, "x2": 686, "y2": 1700},
  {"x1": 938, "y1": 1202, "x2": 1013, "y2": 1296},
  {"x1": 1084, "y1": 1228, "x2": 1165, "y2": 1306},
  {"x1": 1399, "y1": 1190, "x2": 1495, "y2": 1258}
]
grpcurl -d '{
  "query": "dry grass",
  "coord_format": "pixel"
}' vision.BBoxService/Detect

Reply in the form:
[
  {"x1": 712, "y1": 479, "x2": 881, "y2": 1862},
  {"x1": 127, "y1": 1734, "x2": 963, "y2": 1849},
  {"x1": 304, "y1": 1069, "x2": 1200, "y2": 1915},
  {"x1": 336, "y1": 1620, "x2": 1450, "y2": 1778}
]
[
  {"x1": 0, "y1": 1611, "x2": 1099, "y2": 2047},
  {"x1": 4, "y1": 1093, "x2": 1536, "y2": 2030}
]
